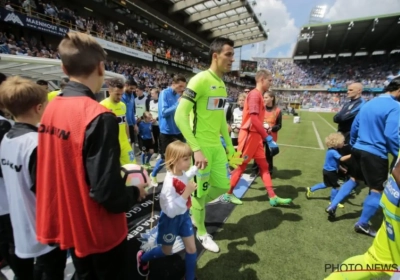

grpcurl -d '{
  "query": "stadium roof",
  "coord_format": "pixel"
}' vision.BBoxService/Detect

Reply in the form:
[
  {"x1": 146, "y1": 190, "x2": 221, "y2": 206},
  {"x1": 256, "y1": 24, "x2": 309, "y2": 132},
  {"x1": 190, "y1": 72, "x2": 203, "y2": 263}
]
[
  {"x1": 0, "y1": 54, "x2": 125, "y2": 81},
  {"x1": 293, "y1": 13, "x2": 400, "y2": 57},
  {"x1": 144, "y1": 0, "x2": 268, "y2": 48}
]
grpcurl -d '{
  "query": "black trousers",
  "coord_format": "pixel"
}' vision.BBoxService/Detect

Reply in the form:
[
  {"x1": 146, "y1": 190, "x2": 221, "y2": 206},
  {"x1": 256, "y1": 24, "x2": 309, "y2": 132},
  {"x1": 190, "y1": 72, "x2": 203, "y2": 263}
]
[
  {"x1": 0, "y1": 214, "x2": 16, "y2": 273},
  {"x1": 252, "y1": 143, "x2": 273, "y2": 174},
  {"x1": 13, "y1": 246, "x2": 67, "y2": 280},
  {"x1": 152, "y1": 125, "x2": 160, "y2": 154},
  {"x1": 71, "y1": 239, "x2": 128, "y2": 280}
]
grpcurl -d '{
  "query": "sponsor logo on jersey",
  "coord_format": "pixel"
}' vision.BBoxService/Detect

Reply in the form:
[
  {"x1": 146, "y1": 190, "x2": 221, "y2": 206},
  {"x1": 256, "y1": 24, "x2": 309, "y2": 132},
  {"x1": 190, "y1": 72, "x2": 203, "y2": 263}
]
[
  {"x1": 38, "y1": 124, "x2": 70, "y2": 140},
  {"x1": 1, "y1": 159, "x2": 22, "y2": 172},
  {"x1": 116, "y1": 115, "x2": 127, "y2": 124},
  {"x1": 183, "y1": 89, "x2": 196, "y2": 100},
  {"x1": 207, "y1": 97, "x2": 227, "y2": 110},
  {"x1": 384, "y1": 176, "x2": 400, "y2": 206}
]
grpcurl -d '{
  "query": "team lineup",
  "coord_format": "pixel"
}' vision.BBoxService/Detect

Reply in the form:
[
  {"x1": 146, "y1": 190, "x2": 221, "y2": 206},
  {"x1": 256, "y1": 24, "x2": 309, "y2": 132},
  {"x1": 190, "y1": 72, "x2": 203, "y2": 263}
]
[{"x1": 0, "y1": 31, "x2": 400, "y2": 280}]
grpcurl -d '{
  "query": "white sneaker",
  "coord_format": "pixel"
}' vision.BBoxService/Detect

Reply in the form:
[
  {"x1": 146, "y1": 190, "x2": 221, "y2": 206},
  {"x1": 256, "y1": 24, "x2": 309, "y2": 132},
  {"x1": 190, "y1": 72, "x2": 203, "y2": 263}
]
[{"x1": 197, "y1": 233, "x2": 219, "y2": 253}]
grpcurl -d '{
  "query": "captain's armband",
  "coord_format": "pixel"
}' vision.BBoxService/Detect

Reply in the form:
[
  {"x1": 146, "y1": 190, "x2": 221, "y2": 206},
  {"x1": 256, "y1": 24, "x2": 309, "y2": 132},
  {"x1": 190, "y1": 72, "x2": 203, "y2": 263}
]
[{"x1": 182, "y1": 88, "x2": 197, "y2": 103}]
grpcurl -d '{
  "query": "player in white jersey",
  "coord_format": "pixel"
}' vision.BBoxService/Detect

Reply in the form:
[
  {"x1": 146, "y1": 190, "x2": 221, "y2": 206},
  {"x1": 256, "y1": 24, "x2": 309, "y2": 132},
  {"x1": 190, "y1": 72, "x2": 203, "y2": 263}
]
[
  {"x1": 0, "y1": 72, "x2": 16, "y2": 275},
  {"x1": 228, "y1": 93, "x2": 245, "y2": 147},
  {"x1": 147, "y1": 88, "x2": 160, "y2": 156},
  {"x1": 135, "y1": 84, "x2": 149, "y2": 152}
]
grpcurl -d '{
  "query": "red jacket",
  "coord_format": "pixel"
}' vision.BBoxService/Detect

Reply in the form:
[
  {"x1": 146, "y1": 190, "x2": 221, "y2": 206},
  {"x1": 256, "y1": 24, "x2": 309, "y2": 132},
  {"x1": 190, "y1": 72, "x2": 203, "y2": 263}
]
[{"x1": 36, "y1": 96, "x2": 127, "y2": 257}]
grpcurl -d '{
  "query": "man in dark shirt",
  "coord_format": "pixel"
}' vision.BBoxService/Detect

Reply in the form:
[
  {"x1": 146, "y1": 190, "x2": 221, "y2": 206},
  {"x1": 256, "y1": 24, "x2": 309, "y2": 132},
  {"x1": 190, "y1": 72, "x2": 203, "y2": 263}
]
[{"x1": 36, "y1": 32, "x2": 147, "y2": 280}]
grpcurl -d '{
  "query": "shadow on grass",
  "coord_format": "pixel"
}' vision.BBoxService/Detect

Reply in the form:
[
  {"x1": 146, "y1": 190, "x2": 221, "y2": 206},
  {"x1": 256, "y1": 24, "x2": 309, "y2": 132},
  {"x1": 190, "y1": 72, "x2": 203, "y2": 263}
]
[
  {"x1": 273, "y1": 169, "x2": 302, "y2": 180},
  {"x1": 214, "y1": 208, "x2": 302, "y2": 246},
  {"x1": 197, "y1": 241, "x2": 260, "y2": 280},
  {"x1": 242, "y1": 185, "x2": 302, "y2": 209}
]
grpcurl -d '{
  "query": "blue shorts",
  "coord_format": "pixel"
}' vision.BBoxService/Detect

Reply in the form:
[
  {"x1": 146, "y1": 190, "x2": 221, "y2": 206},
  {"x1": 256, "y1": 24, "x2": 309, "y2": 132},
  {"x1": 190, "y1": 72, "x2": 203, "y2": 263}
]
[{"x1": 156, "y1": 210, "x2": 193, "y2": 245}]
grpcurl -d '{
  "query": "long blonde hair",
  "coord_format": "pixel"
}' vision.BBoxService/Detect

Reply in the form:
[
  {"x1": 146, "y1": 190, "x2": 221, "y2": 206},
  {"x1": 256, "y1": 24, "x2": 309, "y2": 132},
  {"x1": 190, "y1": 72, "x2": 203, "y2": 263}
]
[{"x1": 164, "y1": 140, "x2": 192, "y2": 171}]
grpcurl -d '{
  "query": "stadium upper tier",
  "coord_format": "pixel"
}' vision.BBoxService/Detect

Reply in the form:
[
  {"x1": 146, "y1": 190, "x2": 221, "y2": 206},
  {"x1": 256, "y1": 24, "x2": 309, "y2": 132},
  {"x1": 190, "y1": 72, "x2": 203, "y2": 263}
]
[
  {"x1": 255, "y1": 56, "x2": 400, "y2": 91},
  {"x1": 294, "y1": 13, "x2": 400, "y2": 57},
  {"x1": 1, "y1": 0, "x2": 208, "y2": 70}
]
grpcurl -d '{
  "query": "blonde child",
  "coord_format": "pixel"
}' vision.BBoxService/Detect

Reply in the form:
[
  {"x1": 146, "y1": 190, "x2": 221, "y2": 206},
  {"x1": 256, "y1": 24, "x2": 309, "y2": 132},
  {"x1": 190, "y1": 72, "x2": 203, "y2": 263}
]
[
  {"x1": 138, "y1": 111, "x2": 155, "y2": 169},
  {"x1": 306, "y1": 133, "x2": 351, "y2": 209},
  {"x1": 137, "y1": 140, "x2": 198, "y2": 280}
]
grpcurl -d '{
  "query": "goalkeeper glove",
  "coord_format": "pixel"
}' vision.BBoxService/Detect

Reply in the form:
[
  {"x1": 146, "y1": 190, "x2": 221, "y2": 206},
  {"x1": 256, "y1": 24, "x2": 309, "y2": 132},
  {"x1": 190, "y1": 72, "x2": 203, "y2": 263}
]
[
  {"x1": 226, "y1": 144, "x2": 235, "y2": 159},
  {"x1": 265, "y1": 136, "x2": 280, "y2": 157},
  {"x1": 227, "y1": 150, "x2": 244, "y2": 169}
]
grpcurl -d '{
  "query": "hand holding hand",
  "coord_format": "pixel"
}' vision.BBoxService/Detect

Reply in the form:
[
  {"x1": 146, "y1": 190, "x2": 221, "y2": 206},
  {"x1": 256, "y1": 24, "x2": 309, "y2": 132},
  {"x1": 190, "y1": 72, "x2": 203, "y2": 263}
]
[
  {"x1": 186, "y1": 181, "x2": 197, "y2": 193},
  {"x1": 194, "y1": 150, "x2": 208, "y2": 170}
]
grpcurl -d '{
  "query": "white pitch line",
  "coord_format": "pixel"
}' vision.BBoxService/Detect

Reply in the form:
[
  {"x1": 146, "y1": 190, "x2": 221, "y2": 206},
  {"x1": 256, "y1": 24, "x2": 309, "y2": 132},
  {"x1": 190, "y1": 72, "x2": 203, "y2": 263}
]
[
  {"x1": 279, "y1": 143, "x2": 324, "y2": 150},
  {"x1": 312, "y1": 121, "x2": 324, "y2": 150},
  {"x1": 316, "y1": 113, "x2": 337, "y2": 131}
]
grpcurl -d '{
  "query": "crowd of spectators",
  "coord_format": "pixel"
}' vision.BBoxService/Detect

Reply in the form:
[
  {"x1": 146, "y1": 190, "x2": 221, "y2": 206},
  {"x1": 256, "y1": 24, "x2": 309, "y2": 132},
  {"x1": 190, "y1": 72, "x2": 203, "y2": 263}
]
[
  {"x1": 0, "y1": 28, "x2": 247, "y2": 98},
  {"x1": 255, "y1": 55, "x2": 400, "y2": 89},
  {"x1": 2, "y1": 0, "x2": 400, "y2": 107},
  {"x1": 2, "y1": 0, "x2": 208, "y2": 69}
]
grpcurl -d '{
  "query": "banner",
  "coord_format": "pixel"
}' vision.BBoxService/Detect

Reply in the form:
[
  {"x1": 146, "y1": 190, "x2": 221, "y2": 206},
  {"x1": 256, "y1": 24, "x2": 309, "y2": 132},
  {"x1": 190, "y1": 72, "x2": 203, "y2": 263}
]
[
  {"x1": 328, "y1": 87, "x2": 384, "y2": 93},
  {"x1": 153, "y1": 56, "x2": 192, "y2": 72},
  {"x1": 0, "y1": 7, "x2": 68, "y2": 36},
  {"x1": 94, "y1": 37, "x2": 153, "y2": 62},
  {"x1": 240, "y1": 60, "x2": 258, "y2": 73},
  {"x1": 308, "y1": 107, "x2": 337, "y2": 113}
]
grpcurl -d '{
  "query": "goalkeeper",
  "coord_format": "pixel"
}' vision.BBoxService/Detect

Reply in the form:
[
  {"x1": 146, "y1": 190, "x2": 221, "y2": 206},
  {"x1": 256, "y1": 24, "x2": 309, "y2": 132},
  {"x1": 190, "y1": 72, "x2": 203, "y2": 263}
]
[
  {"x1": 223, "y1": 70, "x2": 292, "y2": 206},
  {"x1": 175, "y1": 37, "x2": 243, "y2": 253}
]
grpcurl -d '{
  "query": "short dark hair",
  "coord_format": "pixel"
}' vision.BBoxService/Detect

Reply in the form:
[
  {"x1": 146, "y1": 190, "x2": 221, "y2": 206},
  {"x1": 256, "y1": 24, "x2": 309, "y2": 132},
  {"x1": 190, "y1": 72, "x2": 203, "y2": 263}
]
[
  {"x1": 209, "y1": 37, "x2": 234, "y2": 62},
  {"x1": 125, "y1": 79, "x2": 137, "y2": 87},
  {"x1": 385, "y1": 76, "x2": 400, "y2": 93},
  {"x1": 36, "y1": 80, "x2": 48, "y2": 86},
  {"x1": 172, "y1": 74, "x2": 186, "y2": 84}
]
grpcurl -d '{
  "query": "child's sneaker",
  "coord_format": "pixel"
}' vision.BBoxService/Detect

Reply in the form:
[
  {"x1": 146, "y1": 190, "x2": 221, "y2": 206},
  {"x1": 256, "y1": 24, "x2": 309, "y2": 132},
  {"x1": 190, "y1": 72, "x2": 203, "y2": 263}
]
[
  {"x1": 306, "y1": 187, "x2": 312, "y2": 199},
  {"x1": 150, "y1": 175, "x2": 158, "y2": 187},
  {"x1": 136, "y1": 250, "x2": 149, "y2": 276},
  {"x1": 329, "y1": 202, "x2": 344, "y2": 208}
]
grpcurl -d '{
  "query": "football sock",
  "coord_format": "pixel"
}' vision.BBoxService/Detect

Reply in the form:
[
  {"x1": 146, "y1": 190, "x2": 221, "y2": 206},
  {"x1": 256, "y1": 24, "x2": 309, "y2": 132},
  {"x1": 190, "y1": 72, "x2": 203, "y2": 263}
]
[
  {"x1": 185, "y1": 252, "x2": 197, "y2": 280},
  {"x1": 228, "y1": 162, "x2": 247, "y2": 194},
  {"x1": 146, "y1": 153, "x2": 152, "y2": 164},
  {"x1": 191, "y1": 196, "x2": 207, "y2": 236},
  {"x1": 141, "y1": 153, "x2": 146, "y2": 165},
  {"x1": 255, "y1": 158, "x2": 275, "y2": 197},
  {"x1": 330, "y1": 188, "x2": 338, "y2": 202},
  {"x1": 310, "y1": 183, "x2": 326, "y2": 192},
  {"x1": 358, "y1": 191, "x2": 381, "y2": 225},
  {"x1": 151, "y1": 158, "x2": 164, "y2": 177},
  {"x1": 141, "y1": 246, "x2": 166, "y2": 263},
  {"x1": 330, "y1": 179, "x2": 357, "y2": 208}
]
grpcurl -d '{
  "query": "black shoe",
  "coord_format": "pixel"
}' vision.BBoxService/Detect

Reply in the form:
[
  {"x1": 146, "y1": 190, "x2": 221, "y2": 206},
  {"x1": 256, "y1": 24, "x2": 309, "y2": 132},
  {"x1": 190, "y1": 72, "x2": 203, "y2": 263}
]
[
  {"x1": 354, "y1": 223, "x2": 377, "y2": 237},
  {"x1": 325, "y1": 206, "x2": 336, "y2": 219}
]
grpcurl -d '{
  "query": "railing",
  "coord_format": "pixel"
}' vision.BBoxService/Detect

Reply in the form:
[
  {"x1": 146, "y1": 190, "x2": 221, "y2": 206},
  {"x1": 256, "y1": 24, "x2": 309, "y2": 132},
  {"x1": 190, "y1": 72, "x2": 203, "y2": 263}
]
[{"x1": 2, "y1": 3, "x2": 206, "y2": 70}]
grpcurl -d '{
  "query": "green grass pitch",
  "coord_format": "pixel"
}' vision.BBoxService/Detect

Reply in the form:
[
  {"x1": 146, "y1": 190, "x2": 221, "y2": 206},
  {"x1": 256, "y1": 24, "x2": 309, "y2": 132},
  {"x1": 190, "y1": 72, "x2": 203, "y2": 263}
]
[{"x1": 196, "y1": 111, "x2": 389, "y2": 280}]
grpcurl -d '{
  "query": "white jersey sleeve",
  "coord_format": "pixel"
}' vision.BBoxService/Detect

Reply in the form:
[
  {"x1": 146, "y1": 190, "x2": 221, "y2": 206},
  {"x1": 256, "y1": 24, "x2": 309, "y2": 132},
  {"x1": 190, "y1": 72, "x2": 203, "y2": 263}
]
[{"x1": 160, "y1": 174, "x2": 188, "y2": 218}]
